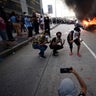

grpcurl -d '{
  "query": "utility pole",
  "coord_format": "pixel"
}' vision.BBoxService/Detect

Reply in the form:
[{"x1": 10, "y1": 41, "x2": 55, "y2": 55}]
[
  {"x1": 40, "y1": 0, "x2": 43, "y2": 15},
  {"x1": 40, "y1": 0, "x2": 45, "y2": 31},
  {"x1": 55, "y1": 0, "x2": 57, "y2": 17},
  {"x1": 20, "y1": 0, "x2": 28, "y2": 14},
  {"x1": 55, "y1": 0, "x2": 57, "y2": 24}
]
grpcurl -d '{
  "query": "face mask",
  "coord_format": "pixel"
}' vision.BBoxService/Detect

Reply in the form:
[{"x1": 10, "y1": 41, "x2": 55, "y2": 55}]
[{"x1": 45, "y1": 35, "x2": 49, "y2": 38}]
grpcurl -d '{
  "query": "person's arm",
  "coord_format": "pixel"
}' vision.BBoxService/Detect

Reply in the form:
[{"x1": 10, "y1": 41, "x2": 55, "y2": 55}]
[
  {"x1": 71, "y1": 68, "x2": 87, "y2": 94},
  {"x1": 69, "y1": 33, "x2": 74, "y2": 43},
  {"x1": 62, "y1": 39, "x2": 65, "y2": 45}
]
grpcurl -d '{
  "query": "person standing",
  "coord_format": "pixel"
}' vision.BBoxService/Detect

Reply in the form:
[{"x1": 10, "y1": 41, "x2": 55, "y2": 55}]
[
  {"x1": 9, "y1": 12, "x2": 22, "y2": 36},
  {"x1": 67, "y1": 27, "x2": 82, "y2": 57},
  {"x1": 0, "y1": 7, "x2": 15, "y2": 41},
  {"x1": 24, "y1": 14, "x2": 33, "y2": 38},
  {"x1": 44, "y1": 16, "x2": 51, "y2": 37},
  {"x1": 39, "y1": 15, "x2": 44, "y2": 31},
  {"x1": 32, "y1": 12, "x2": 39, "y2": 34},
  {"x1": 0, "y1": 16, "x2": 7, "y2": 43}
]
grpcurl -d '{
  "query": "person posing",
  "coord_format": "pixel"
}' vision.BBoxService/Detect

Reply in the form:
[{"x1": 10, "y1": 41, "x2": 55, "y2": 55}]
[
  {"x1": 67, "y1": 27, "x2": 82, "y2": 57},
  {"x1": 32, "y1": 34, "x2": 48, "y2": 58},
  {"x1": 49, "y1": 32, "x2": 65, "y2": 56}
]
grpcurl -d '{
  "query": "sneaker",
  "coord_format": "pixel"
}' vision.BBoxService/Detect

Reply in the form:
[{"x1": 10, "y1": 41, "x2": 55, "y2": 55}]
[
  {"x1": 55, "y1": 51, "x2": 59, "y2": 53},
  {"x1": 77, "y1": 53, "x2": 81, "y2": 57},
  {"x1": 69, "y1": 52, "x2": 73, "y2": 56},
  {"x1": 53, "y1": 53, "x2": 58, "y2": 56},
  {"x1": 39, "y1": 53, "x2": 41, "y2": 56},
  {"x1": 39, "y1": 53, "x2": 46, "y2": 58},
  {"x1": 40, "y1": 55, "x2": 46, "y2": 58}
]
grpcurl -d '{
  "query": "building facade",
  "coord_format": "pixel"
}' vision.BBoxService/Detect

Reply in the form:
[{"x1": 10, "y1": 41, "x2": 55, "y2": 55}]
[{"x1": 0, "y1": 0, "x2": 41, "y2": 15}]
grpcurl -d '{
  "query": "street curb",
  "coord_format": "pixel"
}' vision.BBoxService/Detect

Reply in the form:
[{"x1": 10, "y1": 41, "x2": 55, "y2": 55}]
[
  {"x1": 50, "y1": 24, "x2": 59, "y2": 30},
  {"x1": 0, "y1": 24, "x2": 59, "y2": 58},
  {"x1": 0, "y1": 39, "x2": 31, "y2": 58}
]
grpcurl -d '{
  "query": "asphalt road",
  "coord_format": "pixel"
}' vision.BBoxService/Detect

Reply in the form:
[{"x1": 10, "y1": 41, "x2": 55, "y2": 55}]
[{"x1": 0, "y1": 24, "x2": 96, "y2": 96}]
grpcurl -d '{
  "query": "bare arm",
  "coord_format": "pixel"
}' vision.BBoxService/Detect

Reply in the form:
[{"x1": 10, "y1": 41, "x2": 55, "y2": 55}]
[{"x1": 71, "y1": 68, "x2": 87, "y2": 94}]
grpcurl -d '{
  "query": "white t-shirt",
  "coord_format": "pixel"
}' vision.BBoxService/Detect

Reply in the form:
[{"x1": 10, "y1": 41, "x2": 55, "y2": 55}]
[{"x1": 73, "y1": 30, "x2": 80, "y2": 40}]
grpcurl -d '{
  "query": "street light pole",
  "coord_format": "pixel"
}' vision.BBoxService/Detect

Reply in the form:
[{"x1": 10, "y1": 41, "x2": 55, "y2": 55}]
[
  {"x1": 55, "y1": 0, "x2": 57, "y2": 17},
  {"x1": 40, "y1": 0, "x2": 45, "y2": 31},
  {"x1": 55, "y1": 0, "x2": 57, "y2": 24},
  {"x1": 40, "y1": 0, "x2": 43, "y2": 15}
]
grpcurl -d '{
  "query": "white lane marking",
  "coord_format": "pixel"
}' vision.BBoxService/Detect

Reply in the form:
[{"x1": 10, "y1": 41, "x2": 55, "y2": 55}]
[{"x1": 82, "y1": 41, "x2": 96, "y2": 59}]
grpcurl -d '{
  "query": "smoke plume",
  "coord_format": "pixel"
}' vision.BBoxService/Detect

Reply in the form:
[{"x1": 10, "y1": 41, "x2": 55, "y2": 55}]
[{"x1": 64, "y1": 0, "x2": 96, "y2": 21}]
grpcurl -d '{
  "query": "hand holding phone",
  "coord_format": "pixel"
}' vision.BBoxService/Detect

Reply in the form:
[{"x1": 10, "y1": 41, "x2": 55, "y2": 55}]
[{"x1": 60, "y1": 67, "x2": 72, "y2": 73}]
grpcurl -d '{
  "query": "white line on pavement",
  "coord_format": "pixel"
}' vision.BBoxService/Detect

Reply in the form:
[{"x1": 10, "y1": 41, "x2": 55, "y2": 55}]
[{"x1": 82, "y1": 41, "x2": 96, "y2": 60}]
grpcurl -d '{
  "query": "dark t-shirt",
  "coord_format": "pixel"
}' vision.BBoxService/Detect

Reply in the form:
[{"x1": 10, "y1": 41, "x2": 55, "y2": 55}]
[
  {"x1": 67, "y1": 30, "x2": 74, "y2": 41},
  {"x1": 78, "y1": 92, "x2": 86, "y2": 96}
]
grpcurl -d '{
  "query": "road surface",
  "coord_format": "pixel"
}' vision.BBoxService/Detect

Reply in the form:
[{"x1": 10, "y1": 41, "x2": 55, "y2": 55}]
[{"x1": 0, "y1": 24, "x2": 96, "y2": 96}]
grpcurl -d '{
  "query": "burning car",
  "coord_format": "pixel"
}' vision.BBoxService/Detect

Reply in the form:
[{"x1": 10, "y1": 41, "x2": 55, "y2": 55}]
[{"x1": 82, "y1": 17, "x2": 96, "y2": 31}]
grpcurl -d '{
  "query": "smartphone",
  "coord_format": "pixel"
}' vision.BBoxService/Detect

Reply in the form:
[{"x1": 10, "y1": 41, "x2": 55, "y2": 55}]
[{"x1": 60, "y1": 68, "x2": 72, "y2": 73}]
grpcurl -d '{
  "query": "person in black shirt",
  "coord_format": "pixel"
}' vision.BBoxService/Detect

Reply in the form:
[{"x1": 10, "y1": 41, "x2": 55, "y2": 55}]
[{"x1": 49, "y1": 32, "x2": 65, "y2": 56}]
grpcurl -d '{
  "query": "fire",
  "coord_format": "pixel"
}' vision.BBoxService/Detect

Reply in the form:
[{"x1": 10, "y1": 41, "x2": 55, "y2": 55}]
[{"x1": 82, "y1": 17, "x2": 96, "y2": 27}]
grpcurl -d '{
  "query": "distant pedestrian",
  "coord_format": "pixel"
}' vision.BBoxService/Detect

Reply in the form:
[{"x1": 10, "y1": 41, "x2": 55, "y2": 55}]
[
  {"x1": 39, "y1": 15, "x2": 44, "y2": 31},
  {"x1": 0, "y1": 16, "x2": 7, "y2": 42},
  {"x1": 44, "y1": 16, "x2": 51, "y2": 37},
  {"x1": 67, "y1": 27, "x2": 82, "y2": 57},
  {"x1": 58, "y1": 67, "x2": 87, "y2": 96},
  {"x1": 9, "y1": 12, "x2": 22, "y2": 36},
  {"x1": 0, "y1": 7, "x2": 15, "y2": 41},
  {"x1": 24, "y1": 14, "x2": 33, "y2": 38},
  {"x1": 32, "y1": 12, "x2": 39, "y2": 34}
]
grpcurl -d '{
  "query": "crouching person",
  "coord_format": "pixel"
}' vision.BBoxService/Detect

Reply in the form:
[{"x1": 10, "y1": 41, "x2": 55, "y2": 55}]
[
  {"x1": 49, "y1": 32, "x2": 65, "y2": 56},
  {"x1": 32, "y1": 34, "x2": 48, "y2": 58}
]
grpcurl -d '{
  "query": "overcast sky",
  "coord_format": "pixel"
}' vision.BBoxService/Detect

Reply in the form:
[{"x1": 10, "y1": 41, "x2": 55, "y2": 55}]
[{"x1": 42, "y1": 0, "x2": 75, "y2": 17}]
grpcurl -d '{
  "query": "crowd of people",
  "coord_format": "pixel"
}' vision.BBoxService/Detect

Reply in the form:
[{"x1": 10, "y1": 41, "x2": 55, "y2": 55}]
[
  {"x1": 0, "y1": 7, "x2": 87, "y2": 96},
  {"x1": 32, "y1": 26, "x2": 87, "y2": 95},
  {"x1": 0, "y1": 7, "x2": 51, "y2": 48},
  {"x1": 32, "y1": 25, "x2": 82, "y2": 58}
]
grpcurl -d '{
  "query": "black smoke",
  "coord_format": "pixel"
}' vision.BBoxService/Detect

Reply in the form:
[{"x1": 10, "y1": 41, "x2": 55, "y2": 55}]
[{"x1": 64, "y1": 0, "x2": 96, "y2": 21}]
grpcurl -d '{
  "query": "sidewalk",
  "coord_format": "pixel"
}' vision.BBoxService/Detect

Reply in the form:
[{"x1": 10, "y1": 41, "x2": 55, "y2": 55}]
[{"x1": 0, "y1": 24, "x2": 58, "y2": 58}]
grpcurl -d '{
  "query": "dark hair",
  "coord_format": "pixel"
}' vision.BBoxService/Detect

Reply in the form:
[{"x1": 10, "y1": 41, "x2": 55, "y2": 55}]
[
  {"x1": 52, "y1": 37, "x2": 56, "y2": 42},
  {"x1": 74, "y1": 27, "x2": 80, "y2": 32},
  {"x1": 56, "y1": 32, "x2": 62, "y2": 35},
  {"x1": 10, "y1": 11, "x2": 16, "y2": 17}
]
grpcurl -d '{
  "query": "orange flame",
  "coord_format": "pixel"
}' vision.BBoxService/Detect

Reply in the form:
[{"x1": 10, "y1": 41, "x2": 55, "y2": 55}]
[{"x1": 82, "y1": 17, "x2": 96, "y2": 27}]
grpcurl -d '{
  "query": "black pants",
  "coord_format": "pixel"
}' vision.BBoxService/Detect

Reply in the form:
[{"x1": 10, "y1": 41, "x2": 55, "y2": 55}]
[
  {"x1": 67, "y1": 39, "x2": 80, "y2": 49},
  {"x1": 50, "y1": 45, "x2": 63, "y2": 54},
  {"x1": 6, "y1": 22, "x2": 15, "y2": 41},
  {"x1": 34, "y1": 22, "x2": 39, "y2": 34},
  {"x1": 28, "y1": 27, "x2": 33, "y2": 37},
  {"x1": 45, "y1": 25, "x2": 50, "y2": 36}
]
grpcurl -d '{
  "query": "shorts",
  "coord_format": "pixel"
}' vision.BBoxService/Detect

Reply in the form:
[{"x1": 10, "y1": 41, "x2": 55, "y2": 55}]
[{"x1": 74, "y1": 39, "x2": 80, "y2": 46}]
